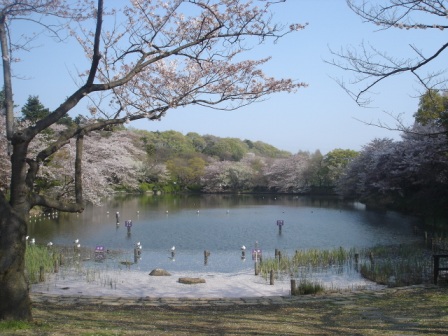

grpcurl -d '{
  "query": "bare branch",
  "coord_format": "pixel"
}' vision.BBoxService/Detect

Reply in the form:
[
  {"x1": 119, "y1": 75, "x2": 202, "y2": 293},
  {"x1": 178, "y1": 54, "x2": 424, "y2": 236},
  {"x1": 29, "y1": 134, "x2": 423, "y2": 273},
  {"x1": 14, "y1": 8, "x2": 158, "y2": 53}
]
[{"x1": 329, "y1": 0, "x2": 448, "y2": 106}]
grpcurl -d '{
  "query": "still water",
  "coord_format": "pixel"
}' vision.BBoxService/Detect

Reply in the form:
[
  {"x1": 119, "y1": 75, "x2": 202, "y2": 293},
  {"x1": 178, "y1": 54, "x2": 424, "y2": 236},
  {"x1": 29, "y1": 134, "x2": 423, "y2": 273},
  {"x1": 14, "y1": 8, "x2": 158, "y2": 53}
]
[{"x1": 28, "y1": 194, "x2": 422, "y2": 273}]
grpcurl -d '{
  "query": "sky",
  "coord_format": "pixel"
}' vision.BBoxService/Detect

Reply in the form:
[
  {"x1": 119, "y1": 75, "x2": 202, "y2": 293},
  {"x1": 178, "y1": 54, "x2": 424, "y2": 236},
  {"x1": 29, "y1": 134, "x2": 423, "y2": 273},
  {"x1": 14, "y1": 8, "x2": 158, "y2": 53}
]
[{"x1": 9, "y1": 0, "x2": 446, "y2": 154}]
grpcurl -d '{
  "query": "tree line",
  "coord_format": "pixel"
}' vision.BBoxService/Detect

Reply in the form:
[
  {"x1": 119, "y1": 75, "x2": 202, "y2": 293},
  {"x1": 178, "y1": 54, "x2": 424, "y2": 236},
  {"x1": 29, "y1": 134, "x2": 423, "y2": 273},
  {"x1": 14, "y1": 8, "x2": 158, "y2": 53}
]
[
  {"x1": 338, "y1": 90, "x2": 448, "y2": 217},
  {"x1": 5, "y1": 92, "x2": 448, "y2": 220},
  {"x1": 4, "y1": 91, "x2": 447, "y2": 221},
  {"x1": 0, "y1": 95, "x2": 358, "y2": 199}
]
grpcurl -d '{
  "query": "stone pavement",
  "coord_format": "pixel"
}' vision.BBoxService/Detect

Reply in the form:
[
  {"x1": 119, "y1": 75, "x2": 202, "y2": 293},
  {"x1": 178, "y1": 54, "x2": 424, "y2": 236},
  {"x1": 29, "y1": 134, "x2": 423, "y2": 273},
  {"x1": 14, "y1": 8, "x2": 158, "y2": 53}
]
[{"x1": 30, "y1": 285, "x2": 430, "y2": 308}]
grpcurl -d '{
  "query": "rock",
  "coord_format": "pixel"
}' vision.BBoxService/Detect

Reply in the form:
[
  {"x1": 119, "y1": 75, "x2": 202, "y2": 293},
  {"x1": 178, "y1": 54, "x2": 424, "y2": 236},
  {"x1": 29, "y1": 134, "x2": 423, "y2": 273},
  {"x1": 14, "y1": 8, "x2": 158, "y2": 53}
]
[
  {"x1": 178, "y1": 277, "x2": 206, "y2": 284},
  {"x1": 149, "y1": 268, "x2": 171, "y2": 276}
]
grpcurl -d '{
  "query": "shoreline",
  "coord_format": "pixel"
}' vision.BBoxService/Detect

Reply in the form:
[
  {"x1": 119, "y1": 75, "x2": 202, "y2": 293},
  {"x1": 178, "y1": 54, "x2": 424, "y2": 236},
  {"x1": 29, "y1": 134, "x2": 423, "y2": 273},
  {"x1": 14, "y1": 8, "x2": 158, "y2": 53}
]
[{"x1": 31, "y1": 267, "x2": 384, "y2": 298}]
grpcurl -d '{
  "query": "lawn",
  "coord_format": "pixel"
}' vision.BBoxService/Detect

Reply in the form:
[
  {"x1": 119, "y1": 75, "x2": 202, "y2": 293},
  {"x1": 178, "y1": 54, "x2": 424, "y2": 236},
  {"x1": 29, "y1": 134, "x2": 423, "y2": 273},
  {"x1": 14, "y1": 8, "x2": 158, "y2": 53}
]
[{"x1": 1, "y1": 286, "x2": 447, "y2": 335}]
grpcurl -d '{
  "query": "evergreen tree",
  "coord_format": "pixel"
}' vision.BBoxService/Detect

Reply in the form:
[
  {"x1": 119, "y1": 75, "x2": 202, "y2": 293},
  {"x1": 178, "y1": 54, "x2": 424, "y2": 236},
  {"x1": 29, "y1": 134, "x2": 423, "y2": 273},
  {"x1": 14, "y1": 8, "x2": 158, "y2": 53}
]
[{"x1": 20, "y1": 95, "x2": 50, "y2": 124}]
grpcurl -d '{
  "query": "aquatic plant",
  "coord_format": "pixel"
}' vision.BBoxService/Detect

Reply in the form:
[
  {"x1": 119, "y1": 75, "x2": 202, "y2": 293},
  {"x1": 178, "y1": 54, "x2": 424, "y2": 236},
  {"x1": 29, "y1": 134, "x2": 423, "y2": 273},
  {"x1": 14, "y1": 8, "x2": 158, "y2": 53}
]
[
  {"x1": 259, "y1": 247, "x2": 357, "y2": 279},
  {"x1": 259, "y1": 244, "x2": 435, "y2": 290},
  {"x1": 359, "y1": 244, "x2": 433, "y2": 287},
  {"x1": 293, "y1": 278, "x2": 325, "y2": 295},
  {"x1": 25, "y1": 244, "x2": 56, "y2": 284}
]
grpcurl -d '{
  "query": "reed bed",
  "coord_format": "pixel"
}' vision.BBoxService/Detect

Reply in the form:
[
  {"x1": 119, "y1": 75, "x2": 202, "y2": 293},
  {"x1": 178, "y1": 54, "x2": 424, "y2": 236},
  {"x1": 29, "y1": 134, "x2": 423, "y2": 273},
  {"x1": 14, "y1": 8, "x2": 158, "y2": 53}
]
[
  {"x1": 259, "y1": 247, "x2": 357, "y2": 278},
  {"x1": 25, "y1": 244, "x2": 56, "y2": 284},
  {"x1": 25, "y1": 243, "x2": 131, "y2": 290},
  {"x1": 294, "y1": 278, "x2": 325, "y2": 295},
  {"x1": 359, "y1": 244, "x2": 433, "y2": 286},
  {"x1": 259, "y1": 244, "x2": 436, "y2": 291}
]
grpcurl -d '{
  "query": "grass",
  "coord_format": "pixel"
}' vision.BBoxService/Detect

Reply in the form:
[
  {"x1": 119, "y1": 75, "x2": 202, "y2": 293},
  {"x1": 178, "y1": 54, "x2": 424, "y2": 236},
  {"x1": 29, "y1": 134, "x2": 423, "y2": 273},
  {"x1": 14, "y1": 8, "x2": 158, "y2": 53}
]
[{"x1": 0, "y1": 286, "x2": 447, "y2": 335}]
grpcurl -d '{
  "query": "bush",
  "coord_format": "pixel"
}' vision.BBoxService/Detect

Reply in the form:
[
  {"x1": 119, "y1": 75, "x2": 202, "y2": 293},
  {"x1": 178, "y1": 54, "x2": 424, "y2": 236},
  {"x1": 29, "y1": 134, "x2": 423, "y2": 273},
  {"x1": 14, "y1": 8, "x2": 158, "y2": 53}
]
[{"x1": 293, "y1": 279, "x2": 325, "y2": 295}]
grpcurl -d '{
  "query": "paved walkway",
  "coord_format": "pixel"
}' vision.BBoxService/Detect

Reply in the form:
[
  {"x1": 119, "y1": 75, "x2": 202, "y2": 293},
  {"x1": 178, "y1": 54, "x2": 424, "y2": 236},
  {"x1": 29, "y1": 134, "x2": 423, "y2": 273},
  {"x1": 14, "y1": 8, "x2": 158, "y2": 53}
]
[{"x1": 30, "y1": 285, "x2": 431, "y2": 308}]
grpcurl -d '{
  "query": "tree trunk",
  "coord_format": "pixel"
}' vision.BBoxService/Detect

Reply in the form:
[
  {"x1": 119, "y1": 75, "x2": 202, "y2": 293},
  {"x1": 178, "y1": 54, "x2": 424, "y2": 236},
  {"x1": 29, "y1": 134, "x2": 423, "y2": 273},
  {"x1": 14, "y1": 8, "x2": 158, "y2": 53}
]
[{"x1": 0, "y1": 195, "x2": 32, "y2": 321}]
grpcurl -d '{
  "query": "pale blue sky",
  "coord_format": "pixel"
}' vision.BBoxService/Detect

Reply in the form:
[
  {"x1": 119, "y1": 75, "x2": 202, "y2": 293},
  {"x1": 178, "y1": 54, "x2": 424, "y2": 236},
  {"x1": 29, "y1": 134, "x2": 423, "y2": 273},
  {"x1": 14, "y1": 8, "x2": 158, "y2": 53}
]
[{"x1": 10, "y1": 1, "x2": 444, "y2": 154}]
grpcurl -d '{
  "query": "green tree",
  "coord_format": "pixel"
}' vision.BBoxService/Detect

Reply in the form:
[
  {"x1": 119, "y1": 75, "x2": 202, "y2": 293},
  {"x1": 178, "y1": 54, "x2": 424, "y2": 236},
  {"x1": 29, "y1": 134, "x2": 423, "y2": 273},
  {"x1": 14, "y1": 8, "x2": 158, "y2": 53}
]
[
  {"x1": 186, "y1": 132, "x2": 207, "y2": 152},
  {"x1": 203, "y1": 137, "x2": 248, "y2": 161},
  {"x1": 166, "y1": 155, "x2": 206, "y2": 188},
  {"x1": 300, "y1": 150, "x2": 325, "y2": 188},
  {"x1": 20, "y1": 95, "x2": 74, "y2": 127},
  {"x1": 251, "y1": 141, "x2": 291, "y2": 158},
  {"x1": 323, "y1": 149, "x2": 359, "y2": 186},
  {"x1": 20, "y1": 96, "x2": 50, "y2": 124},
  {"x1": 414, "y1": 90, "x2": 448, "y2": 128}
]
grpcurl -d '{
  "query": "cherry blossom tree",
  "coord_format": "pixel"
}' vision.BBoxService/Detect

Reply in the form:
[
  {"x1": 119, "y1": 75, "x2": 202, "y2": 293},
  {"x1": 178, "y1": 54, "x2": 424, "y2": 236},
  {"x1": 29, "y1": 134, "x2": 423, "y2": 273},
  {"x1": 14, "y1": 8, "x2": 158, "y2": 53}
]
[
  {"x1": 54, "y1": 129, "x2": 146, "y2": 204},
  {"x1": 264, "y1": 152, "x2": 311, "y2": 193},
  {"x1": 393, "y1": 123, "x2": 448, "y2": 213},
  {"x1": 337, "y1": 127, "x2": 448, "y2": 211},
  {"x1": 202, "y1": 157, "x2": 256, "y2": 192},
  {"x1": 337, "y1": 138, "x2": 397, "y2": 205},
  {"x1": 0, "y1": 0, "x2": 306, "y2": 320}
]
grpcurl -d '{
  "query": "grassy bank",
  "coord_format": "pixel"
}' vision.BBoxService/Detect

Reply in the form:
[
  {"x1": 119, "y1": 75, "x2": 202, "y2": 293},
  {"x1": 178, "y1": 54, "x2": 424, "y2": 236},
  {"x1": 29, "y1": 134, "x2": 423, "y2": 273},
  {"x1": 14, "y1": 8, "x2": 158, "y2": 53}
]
[{"x1": 0, "y1": 286, "x2": 447, "y2": 335}]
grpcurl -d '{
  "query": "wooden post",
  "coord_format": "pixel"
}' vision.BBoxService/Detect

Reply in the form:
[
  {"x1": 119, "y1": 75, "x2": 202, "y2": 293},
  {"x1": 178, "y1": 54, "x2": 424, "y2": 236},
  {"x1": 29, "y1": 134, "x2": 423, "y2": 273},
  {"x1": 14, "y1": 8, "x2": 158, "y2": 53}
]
[
  {"x1": 54, "y1": 259, "x2": 59, "y2": 273},
  {"x1": 134, "y1": 248, "x2": 140, "y2": 263},
  {"x1": 204, "y1": 250, "x2": 210, "y2": 265},
  {"x1": 270, "y1": 270, "x2": 274, "y2": 285},
  {"x1": 59, "y1": 253, "x2": 64, "y2": 266},
  {"x1": 254, "y1": 262, "x2": 259, "y2": 275},
  {"x1": 434, "y1": 254, "x2": 440, "y2": 284},
  {"x1": 290, "y1": 279, "x2": 296, "y2": 295},
  {"x1": 39, "y1": 266, "x2": 45, "y2": 282}
]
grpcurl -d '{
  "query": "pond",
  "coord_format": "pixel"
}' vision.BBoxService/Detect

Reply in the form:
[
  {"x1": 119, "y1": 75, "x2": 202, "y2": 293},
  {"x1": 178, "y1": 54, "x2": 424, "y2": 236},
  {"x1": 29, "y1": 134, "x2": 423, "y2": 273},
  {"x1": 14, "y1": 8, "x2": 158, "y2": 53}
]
[{"x1": 28, "y1": 194, "x2": 423, "y2": 275}]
